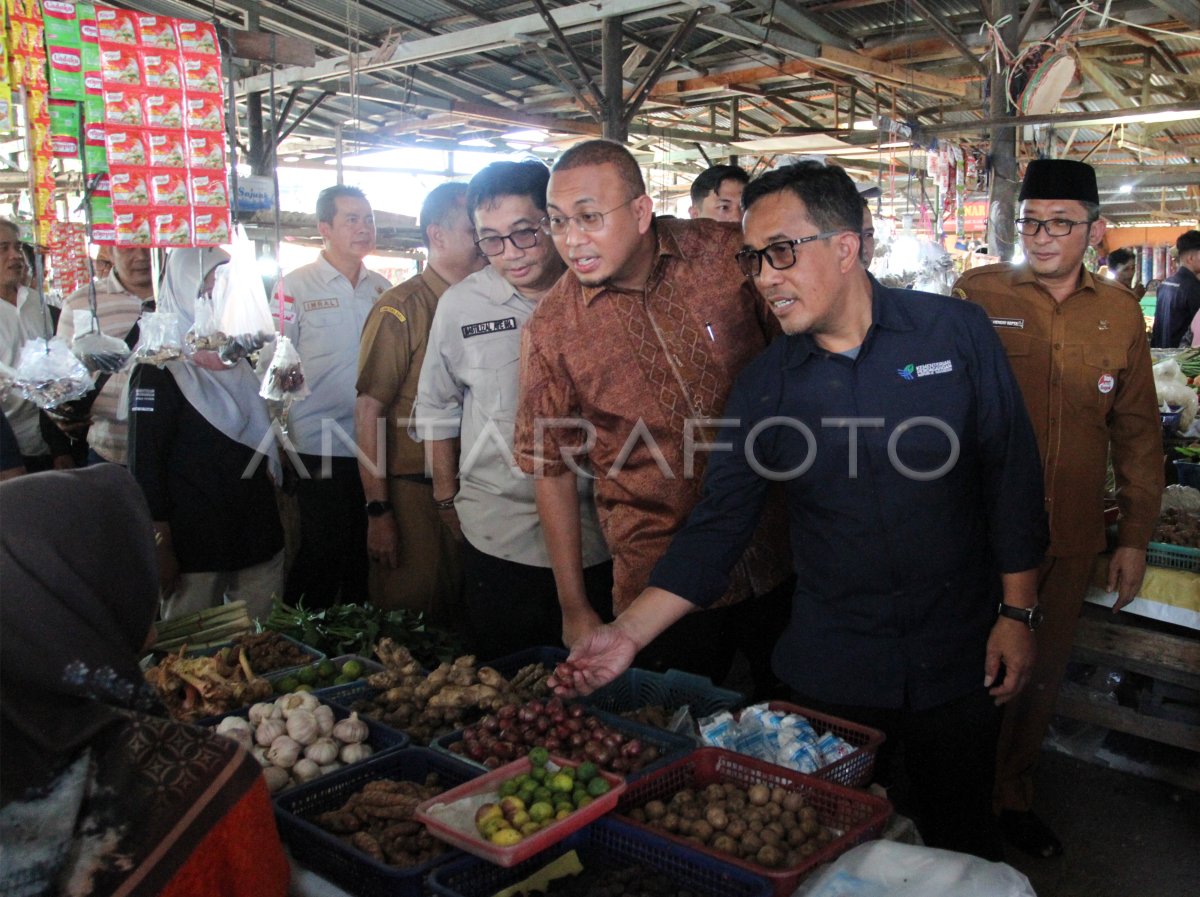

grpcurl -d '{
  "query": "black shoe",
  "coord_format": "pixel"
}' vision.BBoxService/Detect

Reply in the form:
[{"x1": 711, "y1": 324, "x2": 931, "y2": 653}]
[{"x1": 999, "y1": 809, "x2": 1064, "y2": 858}]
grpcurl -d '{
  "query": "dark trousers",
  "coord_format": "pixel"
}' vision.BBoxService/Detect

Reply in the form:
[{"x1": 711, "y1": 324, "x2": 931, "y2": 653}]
[
  {"x1": 283, "y1": 454, "x2": 368, "y2": 609},
  {"x1": 460, "y1": 538, "x2": 613, "y2": 662},
  {"x1": 792, "y1": 686, "x2": 1004, "y2": 861}
]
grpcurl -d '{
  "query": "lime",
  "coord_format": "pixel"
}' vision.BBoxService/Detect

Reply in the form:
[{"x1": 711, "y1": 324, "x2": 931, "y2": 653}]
[
  {"x1": 489, "y1": 826, "x2": 522, "y2": 846},
  {"x1": 498, "y1": 779, "x2": 519, "y2": 798},
  {"x1": 276, "y1": 675, "x2": 300, "y2": 694},
  {"x1": 533, "y1": 786, "x2": 553, "y2": 803},
  {"x1": 528, "y1": 801, "x2": 554, "y2": 823},
  {"x1": 575, "y1": 761, "x2": 598, "y2": 783},
  {"x1": 316, "y1": 660, "x2": 337, "y2": 679},
  {"x1": 555, "y1": 807, "x2": 572, "y2": 820},
  {"x1": 586, "y1": 776, "x2": 611, "y2": 797},
  {"x1": 555, "y1": 799, "x2": 574, "y2": 815},
  {"x1": 575, "y1": 795, "x2": 593, "y2": 809},
  {"x1": 527, "y1": 747, "x2": 549, "y2": 768},
  {"x1": 549, "y1": 772, "x2": 574, "y2": 793},
  {"x1": 341, "y1": 659, "x2": 364, "y2": 679},
  {"x1": 572, "y1": 788, "x2": 589, "y2": 806},
  {"x1": 297, "y1": 665, "x2": 318, "y2": 685},
  {"x1": 528, "y1": 766, "x2": 547, "y2": 783},
  {"x1": 333, "y1": 674, "x2": 353, "y2": 685},
  {"x1": 294, "y1": 683, "x2": 314, "y2": 693}
]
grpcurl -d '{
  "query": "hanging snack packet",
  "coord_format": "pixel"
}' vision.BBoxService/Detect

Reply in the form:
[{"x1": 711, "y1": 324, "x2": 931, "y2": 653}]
[
  {"x1": 185, "y1": 294, "x2": 225, "y2": 352},
  {"x1": 259, "y1": 334, "x2": 309, "y2": 401},
  {"x1": 132, "y1": 311, "x2": 184, "y2": 365},
  {"x1": 212, "y1": 227, "x2": 274, "y2": 364},
  {"x1": 70, "y1": 308, "x2": 131, "y2": 373},
  {"x1": 13, "y1": 337, "x2": 95, "y2": 409}
]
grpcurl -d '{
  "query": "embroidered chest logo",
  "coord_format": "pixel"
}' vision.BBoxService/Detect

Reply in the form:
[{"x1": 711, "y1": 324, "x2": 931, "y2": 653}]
[
  {"x1": 1098, "y1": 320, "x2": 1110, "y2": 331},
  {"x1": 990, "y1": 317, "x2": 1025, "y2": 330},
  {"x1": 898, "y1": 360, "x2": 954, "y2": 381},
  {"x1": 461, "y1": 317, "x2": 517, "y2": 339},
  {"x1": 302, "y1": 298, "x2": 339, "y2": 313}
]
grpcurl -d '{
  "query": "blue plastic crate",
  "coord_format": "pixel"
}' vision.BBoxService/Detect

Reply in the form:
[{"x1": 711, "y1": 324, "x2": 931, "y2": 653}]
[
  {"x1": 274, "y1": 747, "x2": 481, "y2": 897},
  {"x1": 428, "y1": 816, "x2": 771, "y2": 897},
  {"x1": 582, "y1": 668, "x2": 744, "y2": 720},
  {"x1": 266, "y1": 653, "x2": 385, "y2": 694},
  {"x1": 430, "y1": 706, "x2": 694, "y2": 782}
]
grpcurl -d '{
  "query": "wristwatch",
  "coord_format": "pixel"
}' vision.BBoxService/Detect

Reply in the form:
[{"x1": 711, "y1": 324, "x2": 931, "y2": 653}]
[
  {"x1": 997, "y1": 602, "x2": 1044, "y2": 631},
  {"x1": 365, "y1": 500, "x2": 393, "y2": 518}
]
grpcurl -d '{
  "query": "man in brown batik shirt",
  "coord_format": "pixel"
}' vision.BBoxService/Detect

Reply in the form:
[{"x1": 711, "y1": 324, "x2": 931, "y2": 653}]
[{"x1": 514, "y1": 140, "x2": 791, "y2": 689}]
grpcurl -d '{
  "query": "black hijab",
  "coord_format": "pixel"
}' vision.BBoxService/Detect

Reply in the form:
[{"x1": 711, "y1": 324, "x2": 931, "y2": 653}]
[{"x1": 0, "y1": 466, "x2": 262, "y2": 896}]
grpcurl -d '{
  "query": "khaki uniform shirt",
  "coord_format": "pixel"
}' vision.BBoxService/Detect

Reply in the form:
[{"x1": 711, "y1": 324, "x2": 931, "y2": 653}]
[
  {"x1": 514, "y1": 217, "x2": 791, "y2": 614},
  {"x1": 954, "y1": 263, "x2": 1162, "y2": 556},
  {"x1": 356, "y1": 267, "x2": 450, "y2": 476}
]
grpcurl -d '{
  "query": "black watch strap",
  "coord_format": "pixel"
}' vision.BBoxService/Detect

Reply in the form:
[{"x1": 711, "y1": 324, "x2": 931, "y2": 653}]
[
  {"x1": 365, "y1": 500, "x2": 393, "y2": 517},
  {"x1": 997, "y1": 602, "x2": 1043, "y2": 631}
]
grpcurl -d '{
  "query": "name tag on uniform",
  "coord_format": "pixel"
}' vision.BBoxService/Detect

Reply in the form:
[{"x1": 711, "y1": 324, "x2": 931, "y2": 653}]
[
  {"x1": 462, "y1": 317, "x2": 517, "y2": 339},
  {"x1": 303, "y1": 298, "x2": 340, "y2": 313},
  {"x1": 990, "y1": 317, "x2": 1025, "y2": 330},
  {"x1": 130, "y1": 388, "x2": 155, "y2": 413}
]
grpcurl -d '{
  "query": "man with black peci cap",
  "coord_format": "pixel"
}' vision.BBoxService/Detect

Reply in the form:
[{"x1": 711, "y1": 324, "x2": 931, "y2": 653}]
[
  {"x1": 953, "y1": 159, "x2": 1162, "y2": 859},
  {"x1": 1160, "y1": 229, "x2": 1200, "y2": 348}
]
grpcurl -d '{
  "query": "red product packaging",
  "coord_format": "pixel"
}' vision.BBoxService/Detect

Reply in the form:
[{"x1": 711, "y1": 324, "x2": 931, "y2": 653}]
[
  {"x1": 192, "y1": 207, "x2": 232, "y2": 246},
  {"x1": 145, "y1": 128, "x2": 188, "y2": 167},
  {"x1": 139, "y1": 49, "x2": 182, "y2": 89},
  {"x1": 149, "y1": 169, "x2": 189, "y2": 206},
  {"x1": 90, "y1": 173, "x2": 113, "y2": 198},
  {"x1": 114, "y1": 208, "x2": 152, "y2": 245},
  {"x1": 103, "y1": 88, "x2": 142, "y2": 126},
  {"x1": 137, "y1": 14, "x2": 178, "y2": 50},
  {"x1": 96, "y1": 7, "x2": 139, "y2": 45},
  {"x1": 105, "y1": 128, "x2": 148, "y2": 166},
  {"x1": 182, "y1": 53, "x2": 221, "y2": 94},
  {"x1": 142, "y1": 89, "x2": 185, "y2": 128},
  {"x1": 188, "y1": 171, "x2": 228, "y2": 207},
  {"x1": 80, "y1": 16, "x2": 99, "y2": 44},
  {"x1": 109, "y1": 168, "x2": 151, "y2": 205},
  {"x1": 91, "y1": 222, "x2": 118, "y2": 244},
  {"x1": 187, "y1": 132, "x2": 225, "y2": 169},
  {"x1": 174, "y1": 20, "x2": 219, "y2": 55},
  {"x1": 185, "y1": 95, "x2": 223, "y2": 131},
  {"x1": 100, "y1": 45, "x2": 142, "y2": 86},
  {"x1": 151, "y1": 208, "x2": 193, "y2": 246}
]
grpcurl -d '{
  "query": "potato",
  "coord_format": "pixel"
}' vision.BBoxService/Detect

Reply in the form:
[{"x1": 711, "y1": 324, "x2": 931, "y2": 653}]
[
  {"x1": 661, "y1": 812, "x2": 680, "y2": 833},
  {"x1": 757, "y1": 844, "x2": 785, "y2": 868},
  {"x1": 703, "y1": 783, "x2": 726, "y2": 802},
  {"x1": 788, "y1": 826, "x2": 810, "y2": 846},
  {"x1": 644, "y1": 799, "x2": 667, "y2": 820},
  {"x1": 741, "y1": 832, "x2": 763, "y2": 856},
  {"x1": 770, "y1": 786, "x2": 789, "y2": 806},
  {"x1": 690, "y1": 819, "x2": 714, "y2": 842},
  {"x1": 724, "y1": 817, "x2": 747, "y2": 839},
  {"x1": 712, "y1": 834, "x2": 738, "y2": 854},
  {"x1": 782, "y1": 792, "x2": 805, "y2": 813},
  {"x1": 705, "y1": 806, "x2": 728, "y2": 831},
  {"x1": 801, "y1": 815, "x2": 820, "y2": 836}
]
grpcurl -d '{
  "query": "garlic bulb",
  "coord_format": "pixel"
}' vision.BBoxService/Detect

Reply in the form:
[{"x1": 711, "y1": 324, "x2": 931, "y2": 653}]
[
  {"x1": 262, "y1": 766, "x2": 291, "y2": 794},
  {"x1": 255, "y1": 717, "x2": 286, "y2": 747},
  {"x1": 292, "y1": 758, "x2": 321, "y2": 784},
  {"x1": 248, "y1": 702, "x2": 277, "y2": 725},
  {"x1": 215, "y1": 716, "x2": 253, "y2": 750},
  {"x1": 318, "y1": 761, "x2": 342, "y2": 776},
  {"x1": 332, "y1": 712, "x2": 368, "y2": 745},
  {"x1": 251, "y1": 745, "x2": 271, "y2": 768},
  {"x1": 314, "y1": 704, "x2": 335, "y2": 737},
  {"x1": 278, "y1": 691, "x2": 319, "y2": 718},
  {"x1": 304, "y1": 737, "x2": 339, "y2": 766},
  {"x1": 340, "y1": 742, "x2": 373, "y2": 764},
  {"x1": 266, "y1": 735, "x2": 301, "y2": 768},
  {"x1": 286, "y1": 709, "x2": 320, "y2": 746}
]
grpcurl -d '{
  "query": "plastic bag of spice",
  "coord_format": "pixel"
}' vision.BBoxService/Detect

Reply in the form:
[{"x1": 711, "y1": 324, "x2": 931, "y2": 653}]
[{"x1": 259, "y1": 334, "x2": 309, "y2": 401}]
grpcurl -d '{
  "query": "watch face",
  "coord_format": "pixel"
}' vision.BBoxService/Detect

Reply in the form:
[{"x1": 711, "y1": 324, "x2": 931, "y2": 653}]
[
  {"x1": 365, "y1": 501, "x2": 390, "y2": 517},
  {"x1": 1030, "y1": 606, "x2": 1045, "y2": 629}
]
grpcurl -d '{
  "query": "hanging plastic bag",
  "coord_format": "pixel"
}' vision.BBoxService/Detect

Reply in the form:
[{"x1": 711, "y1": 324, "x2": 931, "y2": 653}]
[
  {"x1": 0, "y1": 360, "x2": 15, "y2": 398},
  {"x1": 212, "y1": 225, "x2": 274, "y2": 365},
  {"x1": 259, "y1": 334, "x2": 309, "y2": 401},
  {"x1": 132, "y1": 311, "x2": 185, "y2": 365},
  {"x1": 185, "y1": 294, "x2": 225, "y2": 352},
  {"x1": 12, "y1": 337, "x2": 95, "y2": 409},
  {"x1": 70, "y1": 309, "x2": 131, "y2": 374}
]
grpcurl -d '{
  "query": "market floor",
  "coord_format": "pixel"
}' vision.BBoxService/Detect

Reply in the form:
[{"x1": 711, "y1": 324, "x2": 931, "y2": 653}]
[{"x1": 999, "y1": 750, "x2": 1200, "y2": 897}]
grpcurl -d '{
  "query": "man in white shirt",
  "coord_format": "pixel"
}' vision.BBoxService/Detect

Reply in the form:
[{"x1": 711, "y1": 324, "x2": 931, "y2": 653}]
[
  {"x1": 413, "y1": 161, "x2": 611, "y2": 658},
  {"x1": 280, "y1": 185, "x2": 391, "y2": 608}
]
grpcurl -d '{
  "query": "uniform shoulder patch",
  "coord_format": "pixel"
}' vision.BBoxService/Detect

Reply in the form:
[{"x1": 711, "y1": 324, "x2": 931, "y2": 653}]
[{"x1": 381, "y1": 306, "x2": 407, "y2": 324}]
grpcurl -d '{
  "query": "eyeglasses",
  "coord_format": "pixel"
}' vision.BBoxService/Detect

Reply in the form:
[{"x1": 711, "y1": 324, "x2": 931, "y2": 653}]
[
  {"x1": 541, "y1": 196, "x2": 640, "y2": 235},
  {"x1": 474, "y1": 227, "x2": 541, "y2": 257},
  {"x1": 1014, "y1": 217, "x2": 1094, "y2": 237},
  {"x1": 734, "y1": 231, "x2": 844, "y2": 277}
]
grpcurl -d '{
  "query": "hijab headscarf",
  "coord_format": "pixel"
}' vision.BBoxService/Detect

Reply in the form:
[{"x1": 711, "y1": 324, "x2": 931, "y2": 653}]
[
  {"x1": 160, "y1": 247, "x2": 282, "y2": 483},
  {"x1": 0, "y1": 466, "x2": 263, "y2": 897}
]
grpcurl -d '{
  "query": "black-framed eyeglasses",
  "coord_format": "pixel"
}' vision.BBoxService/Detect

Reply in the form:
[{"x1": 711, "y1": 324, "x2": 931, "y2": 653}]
[
  {"x1": 1014, "y1": 217, "x2": 1094, "y2": 237},
  {"x1": 735, "y1": 231, "x2": 844, "y2": 277},
  {"x1": 474, "y1": 227, "x2": 541, "y2": 257},
  {"x1": 541, "y1": 196, "x2": 641, "y2": 235}
]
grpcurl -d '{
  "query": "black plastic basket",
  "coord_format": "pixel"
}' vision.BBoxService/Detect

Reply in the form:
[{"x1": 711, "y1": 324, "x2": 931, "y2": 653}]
[
  {"x1": 582, "y1": 668, "x2": 744, "y2": 720},
  {"x1": 274, "y1": 747, "x2": 481, "y2": 897}
]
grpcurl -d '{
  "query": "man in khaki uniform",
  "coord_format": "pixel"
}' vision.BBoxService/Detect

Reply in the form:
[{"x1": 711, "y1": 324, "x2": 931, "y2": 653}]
[
  {"x1": 953, "y1": 159, "x2": 1162, "y2": 858},
  {"x1": 355, "y1": 183, "x2": 484, "y2": 620}
]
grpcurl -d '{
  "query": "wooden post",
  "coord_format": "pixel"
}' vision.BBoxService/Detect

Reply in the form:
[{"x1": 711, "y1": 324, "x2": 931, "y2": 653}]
[
  {"x1": 602, "y1": 17, "x2": 627, "y2": 142},
  {"x1": 988, "y1": 0, "x2": 1020, "y2": 260}
]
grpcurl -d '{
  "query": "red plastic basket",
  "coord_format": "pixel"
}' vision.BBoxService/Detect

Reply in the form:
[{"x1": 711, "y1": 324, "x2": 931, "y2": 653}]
[
  {"x1": 746, "y1": 702, "x2": 885, "y2": 789},
  {"x1": 616, "y1": 747, "x2": 892, "y2": 897},
  {"x1": 415, "y1": 755, "x2": 625, "y2": 867}
]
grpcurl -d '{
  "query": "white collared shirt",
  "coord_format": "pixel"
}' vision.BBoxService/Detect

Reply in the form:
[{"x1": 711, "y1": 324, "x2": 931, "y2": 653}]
[
  {"x1": 280, "y1": 253, "x2": 391, "y2": 456},
  {"x1": 1, "y1": 285, "x2": 51, "y2": 456},
  {"x1": 413, "y1": 265, "x2": 609, "y2": 568}
]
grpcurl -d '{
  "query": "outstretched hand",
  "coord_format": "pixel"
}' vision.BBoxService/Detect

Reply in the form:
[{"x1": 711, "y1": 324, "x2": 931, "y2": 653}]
[{"x1": 547, "y1": 623, "x2": 639, "y2": 697}]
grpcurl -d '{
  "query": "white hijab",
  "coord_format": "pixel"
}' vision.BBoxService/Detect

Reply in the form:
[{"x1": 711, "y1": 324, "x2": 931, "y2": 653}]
[{"x1": 161, "y1": 248, "x2": 282, "y2": 483}]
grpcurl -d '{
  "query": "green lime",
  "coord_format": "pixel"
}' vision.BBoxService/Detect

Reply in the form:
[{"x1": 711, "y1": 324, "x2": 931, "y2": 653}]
[
  {"x1": 316, "y1": 660, "x2": 337, "y2": 679},
  {"x1": 527, "y1": 747, "x2": 549, "y2": 768},
  {"x1": 575, "y1": 761, "x2": 597, "y2": 783},
  {"x1": 586, "y1": 776, "x2": 611, "y2": 797},
  {"x1": 534, "y1": 786, "x2": 553, "y2": 803},
  {"x1": 341, "y1": 659, "x2": 364, "y2": 679},
  {"x1": 572, "y1": 788, "x2": 589, "y2": 806},
  {"x1": 297, "y1": 665, "x2": 318, "y2": 685},
  {"x1": 528, "y1": 766, "x2": 547, "y2": 783},
  {"x1": 333, "y1": 674, "x2": 353, "y2": 685},
  {"x1": 276, "y1": 676, "x2": 300, "y2": 694},
  {"x1": 528, "y1": 801, "x2": 554, "y2": 823},
  {"x1": 549, "y1": 772, "x2": 574, "y2": 793},
  {"x1": 555, "y1": 799, "x2": 574, "y2": 815},
  {"x1": 498, "y1": 779, "x2": 519, "y2": 797},
  {"x1": 294, "y1": 683, "x2": 314, "y2": 693}
]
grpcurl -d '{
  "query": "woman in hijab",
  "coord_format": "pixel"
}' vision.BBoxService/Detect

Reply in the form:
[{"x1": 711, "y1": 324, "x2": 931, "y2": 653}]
[
  {"x1": 127, "y1": 247, "x2": 285, "y2": 621},
  {"x1": 0, "y1": 465, "x2": 289, "y2": 896}
]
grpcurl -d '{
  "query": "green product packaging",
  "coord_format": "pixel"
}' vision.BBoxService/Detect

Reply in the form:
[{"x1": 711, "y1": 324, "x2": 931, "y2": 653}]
[
  {"x1": 83, "y1": 92, "x2": 104, "y2": 124},
  {"x1": 42, "y1": 0, "x2": 83, "y2": 48},
  {"x1": 89, "y1": 195, "x2": 113, "y2": 224},
  {"x1": 47, "y1": 45, "x2": 85, "y2": 101},
  {"x1": 48, "y1": 97, "x2": 79, "y2": 136}
]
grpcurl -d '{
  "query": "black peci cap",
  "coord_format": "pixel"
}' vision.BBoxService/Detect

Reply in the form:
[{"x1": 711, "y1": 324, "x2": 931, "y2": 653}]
[{"x1": 1019, "y1": 159, "x2": 1099, "y2": 204}]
